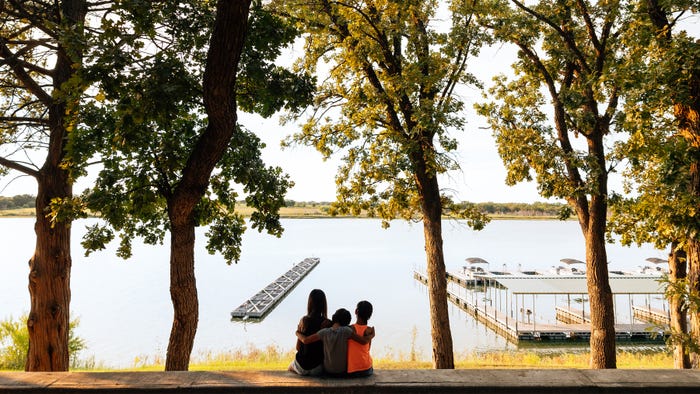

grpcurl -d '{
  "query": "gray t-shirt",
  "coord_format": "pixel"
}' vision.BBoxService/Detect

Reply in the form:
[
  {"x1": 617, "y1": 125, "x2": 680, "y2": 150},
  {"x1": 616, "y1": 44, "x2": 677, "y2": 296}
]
[{"x1": 317, "y1": 325, "x2": 352, "y2": 374}]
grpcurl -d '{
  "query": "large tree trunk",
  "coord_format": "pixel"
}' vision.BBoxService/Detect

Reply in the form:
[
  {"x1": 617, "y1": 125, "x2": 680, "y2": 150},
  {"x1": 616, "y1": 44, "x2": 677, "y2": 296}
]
[
  {"x1": 687, "y1": 159, "x2": 700, "y2": 369},
  {"x1": 585, "y1": 196, "x2": 616, "y2": 368},
  {"x1": 413, "y1": 148, "x2": 454, "y2": 369},
  {"x1": 163, "y1": 0, "x2": 252, "y2": 370},
  {"x1": 165, "y1": 210, "x2": 199, "y2": 371},
  {"x1": 668, "y1": 241, "x2": 690, "y2": 369},
  {"x1": 583, "y1": 134, "x2": 616, "y2": 369},
  {"x1": 676, "y1": 100, "x2": 700, "y2": 369},
  {"x1": 26, "y1": 171, "x2": 72, "y2": 371},
  {"x1": 26, "y1": 0, "x2": 86, "y2": 371}
]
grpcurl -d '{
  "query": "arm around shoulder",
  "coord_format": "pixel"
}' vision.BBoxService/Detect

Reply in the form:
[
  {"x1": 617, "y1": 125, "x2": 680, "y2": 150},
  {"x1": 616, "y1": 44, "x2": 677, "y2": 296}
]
[
  {"x1": 349, "y1": 326, "x2": 375, "y2": 344},
  {"x1": 297, "y1": 331, "x2": 322, "y2": 345}
]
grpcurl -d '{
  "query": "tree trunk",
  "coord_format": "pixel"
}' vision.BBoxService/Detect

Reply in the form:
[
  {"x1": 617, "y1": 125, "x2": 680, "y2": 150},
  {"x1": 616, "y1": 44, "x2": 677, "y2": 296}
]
[
  {"x1": 25, "y1": 0, "x2": 86, "y2": 371},
  {"x1": 163, "y1": 0, "x2": 251, "y2": 371},
  {"x1": 687, "y1": 236, "x2": 700, "y2": 369},
  {"x1": 582, "y1": 132, "x2": 616, "y2": 369},
  {"x1": 674, "y1": 94, "x2": 700, "y2": 369},
  {"x1": 585, "y1": 194, "x2": 616, "y2": 369},
  {"x1": 26, "y1": 171, "x2": 72, "y2": 371},
  {"x1": 165, "y1": 211, "x2": 199, "y2": 371},
  {"x1": 413, "y1": 148, "x2": 454, "y2": 369},
  {"x1": 687, "y1": 157, "x2": 700, "y2": 369},
  {"x1": 668, "y1": 241, "x2": 690, "y2": 369}
]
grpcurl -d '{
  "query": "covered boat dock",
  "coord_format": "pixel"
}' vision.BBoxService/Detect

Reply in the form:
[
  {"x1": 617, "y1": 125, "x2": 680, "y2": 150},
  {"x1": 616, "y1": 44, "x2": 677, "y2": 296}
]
[{"x1": 415, "y1": 270, "x2": 669, "y2": 343}]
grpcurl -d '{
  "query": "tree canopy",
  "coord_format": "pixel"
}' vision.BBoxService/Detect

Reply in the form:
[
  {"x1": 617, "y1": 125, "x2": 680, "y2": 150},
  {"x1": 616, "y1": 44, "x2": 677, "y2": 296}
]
[{"x1": 76, "y1": 1, "x2": 312, "y2": 264}]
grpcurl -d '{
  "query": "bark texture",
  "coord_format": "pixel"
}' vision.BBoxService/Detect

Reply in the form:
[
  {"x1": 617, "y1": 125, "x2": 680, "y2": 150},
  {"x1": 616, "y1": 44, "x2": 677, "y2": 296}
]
[
  {"x1": 586, "y1": 131, "x2": 616, "y2": 369},
  {"x1": 26, "y1": 0, "x2": 87, "y2": 371},
  {"x1": 668, "y1": 243, "x2": 690, "y2": 369},
  {"x1": 413, "y1": 148, "x2": 454, "y2": 369},
  {"x1": 677, "y1": 112, "x2": 700, "y2": 370},
  {"x1": 585, "y1": 196, "x2": 616, "y2": 369},
  {"x1": 164, "y1": 0, "x2": 252, "y2": 371}
]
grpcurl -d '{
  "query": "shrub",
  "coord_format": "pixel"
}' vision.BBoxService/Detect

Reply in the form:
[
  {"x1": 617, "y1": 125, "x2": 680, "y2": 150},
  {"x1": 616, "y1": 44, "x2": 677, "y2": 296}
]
[{"x1": 0, "y1": 314, "x2": 86, "y2": 370}]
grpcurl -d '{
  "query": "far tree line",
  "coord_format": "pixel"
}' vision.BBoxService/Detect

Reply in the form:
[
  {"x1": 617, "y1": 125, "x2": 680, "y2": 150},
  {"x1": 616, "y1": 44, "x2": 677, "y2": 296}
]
[
  {"x1": 0, "y1": 196, "x2": 566, "y2": 217},
  {"x1": 0, "y1": 195, "x2": 34, "y2": 210},
  {"x1": 283, "y1": 200, "x2": 567, "y2": 217},
  {"x1": 1, "y1": 0, "x2": 700, "y2": 373}
]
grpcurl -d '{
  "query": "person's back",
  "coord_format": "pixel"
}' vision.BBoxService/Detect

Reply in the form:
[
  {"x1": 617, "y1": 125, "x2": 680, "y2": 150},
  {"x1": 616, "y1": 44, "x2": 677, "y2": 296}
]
[
  {"x1": 347, "y1": 301, "x2": 373, "y2": 377},
  {"x1": 317, "y1": 309, "x2": 353, "y2": 376},
  {"x1": 289, "y1": 289, "x2": 331, "y2": 376},
  {"x1": 296, "y1": 314, "x2": 331, "y2": 370}
]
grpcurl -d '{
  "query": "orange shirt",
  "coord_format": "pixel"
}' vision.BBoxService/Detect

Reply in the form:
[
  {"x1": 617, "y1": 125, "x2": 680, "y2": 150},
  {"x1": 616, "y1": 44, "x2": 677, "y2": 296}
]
[{"x1": 347, "y1": 324, "x2": 372, "y2": 373}]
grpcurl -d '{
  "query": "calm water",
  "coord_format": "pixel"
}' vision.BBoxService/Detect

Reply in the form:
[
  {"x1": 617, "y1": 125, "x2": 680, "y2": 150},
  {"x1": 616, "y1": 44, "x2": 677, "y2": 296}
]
[{"x1": 0, "y1": 218, "x2": 666, "y2": 367}]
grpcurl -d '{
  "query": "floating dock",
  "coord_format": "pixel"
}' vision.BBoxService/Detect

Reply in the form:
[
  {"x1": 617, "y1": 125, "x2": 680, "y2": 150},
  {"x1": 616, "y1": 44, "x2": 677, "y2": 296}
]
[
  {"x1": 414, "y1": 270, "x2": 668, "y2": 343},
  {"x1": 231, "y1": 257, "x2": 320, "y2": 321}
]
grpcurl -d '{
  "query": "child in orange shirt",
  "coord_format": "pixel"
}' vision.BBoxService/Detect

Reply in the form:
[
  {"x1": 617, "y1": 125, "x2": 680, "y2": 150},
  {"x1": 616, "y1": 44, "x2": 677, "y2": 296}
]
[{"x1": 347, "y1": 300, "x2": 374, "y2": 377}]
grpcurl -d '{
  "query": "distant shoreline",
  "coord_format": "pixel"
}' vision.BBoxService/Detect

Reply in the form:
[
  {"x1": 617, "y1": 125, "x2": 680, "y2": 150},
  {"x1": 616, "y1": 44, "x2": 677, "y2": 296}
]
[
  {"x1": 0, "y1": 208, "x2": 563, "y2": 221},
  {"x1": 0, "y1": 201, "x2": 567, "y2": 220}
]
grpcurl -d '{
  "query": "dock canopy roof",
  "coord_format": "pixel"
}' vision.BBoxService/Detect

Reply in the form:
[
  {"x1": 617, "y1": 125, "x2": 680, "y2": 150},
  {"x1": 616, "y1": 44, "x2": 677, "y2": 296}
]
[{"x1": 485, "y1": 275, "x2": 664, "y2": 295}]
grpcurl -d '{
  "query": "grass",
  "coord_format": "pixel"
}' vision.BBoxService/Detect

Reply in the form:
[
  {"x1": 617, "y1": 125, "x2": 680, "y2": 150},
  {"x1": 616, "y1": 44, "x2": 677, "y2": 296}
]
[
  {"x1": 0, "y1": 208, "x2": 34, "y2": 217},
  {"x1": 76, "y1": 347, "x2": 673, "y2": 372}
]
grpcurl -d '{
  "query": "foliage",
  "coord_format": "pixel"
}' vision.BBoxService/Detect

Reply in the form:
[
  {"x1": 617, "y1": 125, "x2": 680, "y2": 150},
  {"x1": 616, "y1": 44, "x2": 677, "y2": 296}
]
[
  {"x1": 662, "y1": 275, "x2": 700, "y2": 356},
  {"x1": 0, "y1": 315, "x2": 85, "y2": 370},
  {"x1": 602, "y1": 1, "x2": 700, "y2": 364},
  {"x1": 606, "y1": 0, "x2": 700, "y2": 250},
  {"x1": 274, "y1": 0, "x2": 490, "y2": 228},
  {"x1": 476, "y1": 0, "x2": 630, "y2": 204},
  {"x1": 75, "y1": 1, "x2": 311, "y2": 264},
  {"x1": 475, "y1": 0, "x2": 635, "y2": 368}
]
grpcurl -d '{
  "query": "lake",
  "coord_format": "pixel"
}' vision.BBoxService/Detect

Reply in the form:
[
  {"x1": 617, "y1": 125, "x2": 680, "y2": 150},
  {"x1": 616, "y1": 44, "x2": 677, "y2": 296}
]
[{"x1": 0, "y1": 217, "x2": 667, "y2": 368}]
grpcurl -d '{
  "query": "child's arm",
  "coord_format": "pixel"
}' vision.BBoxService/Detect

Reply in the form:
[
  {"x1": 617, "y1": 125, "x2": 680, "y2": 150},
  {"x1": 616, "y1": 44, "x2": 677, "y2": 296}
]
[
  {"x1": 295, "y1": 318, "x2": 305, "y2": 351},
  {"x1": 349, "y1": 326, "x2": 375, "y2": 344},
  {"x1": 296, "y1": 331, "x2": 322, "y2": 345}
]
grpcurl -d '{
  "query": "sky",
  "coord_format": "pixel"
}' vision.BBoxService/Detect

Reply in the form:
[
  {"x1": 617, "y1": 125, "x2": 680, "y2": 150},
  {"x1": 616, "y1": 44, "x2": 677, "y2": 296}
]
[{"x1": 1, "y1": 9, "x2": 698, "y2": 204}]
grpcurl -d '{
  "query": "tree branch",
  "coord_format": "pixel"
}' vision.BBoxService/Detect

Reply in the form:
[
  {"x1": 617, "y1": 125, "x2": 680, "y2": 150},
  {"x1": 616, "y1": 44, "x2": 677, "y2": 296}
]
[
  {"x1": 0, "y1": 39, "x2": 53, "y2": 105},
  {"x1": 0, "y1": 156, "x2": 40, "y2": 177},
  {"x1": 510, "y1": 0, "x2": 591, "y2": 75}
]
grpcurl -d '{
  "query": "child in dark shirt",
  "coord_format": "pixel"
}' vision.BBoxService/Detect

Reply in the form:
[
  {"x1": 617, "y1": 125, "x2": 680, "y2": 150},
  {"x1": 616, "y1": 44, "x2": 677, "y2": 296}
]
[{"x1": 296, "y1": 308, "x2": 374, "y2": 377}]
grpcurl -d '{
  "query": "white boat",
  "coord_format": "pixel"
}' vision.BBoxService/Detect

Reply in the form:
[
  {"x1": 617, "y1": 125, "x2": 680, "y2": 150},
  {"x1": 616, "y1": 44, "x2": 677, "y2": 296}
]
[
  {"x1": 462, "y1": 257, "x2": 490, "y2": 279},
  {"x1": 635, "y1": 257, "x2": 668, "y2": 276},
  {"x1": 462, "y1": 257, "x2": 512, "y2": 278},
  {"x1": 548, "y1": 258, "x2": 586, "y2": 276}
]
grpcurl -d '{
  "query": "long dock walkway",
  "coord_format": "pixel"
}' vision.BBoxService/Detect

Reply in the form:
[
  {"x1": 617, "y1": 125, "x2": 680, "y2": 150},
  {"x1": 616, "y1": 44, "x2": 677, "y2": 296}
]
[
  {"x1": 2, "y1": 370, "x2": 700, "y2": 393},
  {"x1": 231, "y1": 257, "x2": 320, "y2": 321}
]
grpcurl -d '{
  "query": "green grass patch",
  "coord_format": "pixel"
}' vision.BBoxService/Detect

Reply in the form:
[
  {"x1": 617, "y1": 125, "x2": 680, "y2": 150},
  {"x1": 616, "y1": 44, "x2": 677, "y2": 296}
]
[{"x1": 66, "y1": 347, "x2": 674, "y2": 371}]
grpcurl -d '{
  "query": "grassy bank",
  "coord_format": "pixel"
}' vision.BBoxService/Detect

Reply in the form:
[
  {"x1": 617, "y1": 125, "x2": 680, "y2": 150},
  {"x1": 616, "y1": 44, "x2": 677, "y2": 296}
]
[
  {"x1": 0, "y1": 208, "x2": 34, "y2": 217},
  {"x1": 82, "y1": 348, "x2": 672, "y2": 371}
]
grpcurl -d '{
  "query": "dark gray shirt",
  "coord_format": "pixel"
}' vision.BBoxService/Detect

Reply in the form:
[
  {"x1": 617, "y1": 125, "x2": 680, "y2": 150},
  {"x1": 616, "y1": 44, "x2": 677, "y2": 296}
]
[{"x1": 317, "y1": 326, "x2": 352, "y2": 374}]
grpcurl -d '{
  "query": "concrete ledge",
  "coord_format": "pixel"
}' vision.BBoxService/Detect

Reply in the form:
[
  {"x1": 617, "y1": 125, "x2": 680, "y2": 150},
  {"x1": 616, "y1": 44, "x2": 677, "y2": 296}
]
[{"x1": 1, "y1": 369, "x2": 700, "y2": 393}]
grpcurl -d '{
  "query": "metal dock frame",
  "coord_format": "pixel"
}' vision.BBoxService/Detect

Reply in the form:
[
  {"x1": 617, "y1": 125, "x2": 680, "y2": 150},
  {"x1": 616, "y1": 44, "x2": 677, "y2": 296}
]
[{"x1": 231, "y1": 257, "x2": 320, "y2": 321}]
